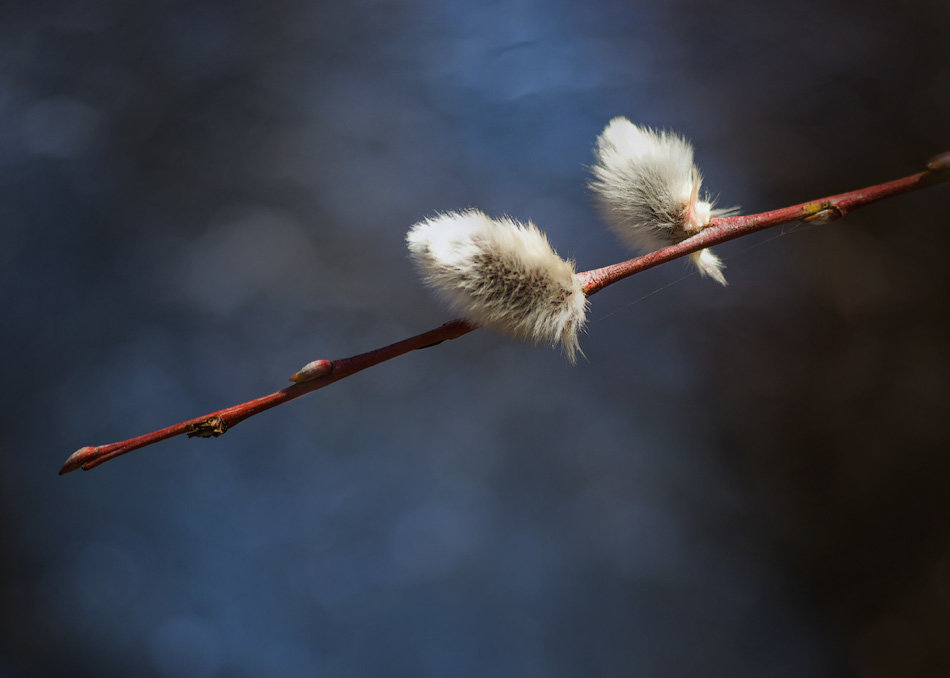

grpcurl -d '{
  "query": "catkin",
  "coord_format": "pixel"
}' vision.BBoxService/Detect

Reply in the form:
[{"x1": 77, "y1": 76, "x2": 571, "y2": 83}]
[
  {"x1": 407, "y1": 210, "x2": 588, "y2": 362},
  {"x1": 590, "y1": 116, "x2": 726, "y2": 285}
]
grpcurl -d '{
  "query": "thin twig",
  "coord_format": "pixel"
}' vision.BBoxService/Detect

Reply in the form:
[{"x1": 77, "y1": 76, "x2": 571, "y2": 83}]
[
  {"x1": 59, "y1": 158, "x2": 948, "y2": 474},
  {"x1": 59, "y1": 319, "x2": 476, "y2": 473}
]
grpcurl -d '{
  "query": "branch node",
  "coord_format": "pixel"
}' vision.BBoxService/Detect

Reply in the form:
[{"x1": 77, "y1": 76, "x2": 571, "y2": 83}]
[
  {"x1": 186, "y1": 417, "x2": 229, "y2": 438},
  {"x1": 802, "y1": 203, "x2": 844, "y2": 223}
]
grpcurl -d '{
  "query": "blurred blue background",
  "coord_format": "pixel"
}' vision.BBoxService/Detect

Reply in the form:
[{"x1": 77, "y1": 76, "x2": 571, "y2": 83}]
[{"x1": 2, "y1": 0, "x2": 949, "y2": 675}]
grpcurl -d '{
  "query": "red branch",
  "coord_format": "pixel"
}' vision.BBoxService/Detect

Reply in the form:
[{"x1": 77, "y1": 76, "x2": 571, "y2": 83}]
[{"x1": 59, "y1": 158, "x2": 949, "y2": 474}]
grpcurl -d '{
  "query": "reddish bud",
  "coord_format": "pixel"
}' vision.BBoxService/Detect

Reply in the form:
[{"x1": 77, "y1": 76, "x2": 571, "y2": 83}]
[{"x1": 289, "y1": 359, "x2": 333, "y2": 383}]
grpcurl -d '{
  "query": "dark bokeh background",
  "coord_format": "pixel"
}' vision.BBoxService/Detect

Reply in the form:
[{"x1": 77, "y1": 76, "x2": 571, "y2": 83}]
[{"x1": 2, "y1": 1, "x2": 949, "y2": 675}]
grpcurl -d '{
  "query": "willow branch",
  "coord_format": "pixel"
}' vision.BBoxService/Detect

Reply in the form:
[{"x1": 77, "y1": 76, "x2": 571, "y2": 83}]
[{"x1": 59, "y1": 156, "x2": 949, "y2": 474}]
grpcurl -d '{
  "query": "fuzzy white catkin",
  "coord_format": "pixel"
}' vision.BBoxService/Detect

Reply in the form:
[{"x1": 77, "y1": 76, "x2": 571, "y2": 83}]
[
  {"x1": 590, "y1": 116, "x2": 727, "y2": 285},
  {"x1": 407, "y1": 210, "x2": 588, "y2": 362}
]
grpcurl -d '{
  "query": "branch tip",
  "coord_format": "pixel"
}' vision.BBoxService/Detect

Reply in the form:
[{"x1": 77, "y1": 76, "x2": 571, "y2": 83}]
[
  {"x1": 927, "y1": 151, "x2": 950, "y2": 173},
  {"x1": 59, "y1": 446, "x2": 98, "y2": 475}
]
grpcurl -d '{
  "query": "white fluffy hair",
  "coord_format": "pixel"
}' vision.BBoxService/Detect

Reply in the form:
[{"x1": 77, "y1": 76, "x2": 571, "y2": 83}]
[
  {"x1": 590, "y1": 116, "x2": 726, "y2": 285},
  {"x1": 407, "y1": 210, "x2": 588, "y2": 362}
]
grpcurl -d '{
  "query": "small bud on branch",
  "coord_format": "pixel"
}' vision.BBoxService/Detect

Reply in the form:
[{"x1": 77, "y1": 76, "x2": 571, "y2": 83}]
[{"x1": 289, "y1": 359, "x2": 333, "y2": 383}]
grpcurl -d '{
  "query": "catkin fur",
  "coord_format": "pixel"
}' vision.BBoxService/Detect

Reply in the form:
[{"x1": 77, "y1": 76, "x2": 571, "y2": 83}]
[
  {"x1": 590, "y1": 116, "x2": 727, "y2": 285},
  {"x1": 407, "y1": 210, "x2": 588, "y2": 362}
]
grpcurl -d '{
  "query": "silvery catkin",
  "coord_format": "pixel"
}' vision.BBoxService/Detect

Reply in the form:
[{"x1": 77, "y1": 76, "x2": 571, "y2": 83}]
[
  {"x1": 407, "y1": 210, "x2": 588, "y2": 362},
  {"x1": 590, "y1": 116, "x2": 727, "y2": 285}
]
